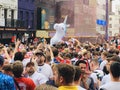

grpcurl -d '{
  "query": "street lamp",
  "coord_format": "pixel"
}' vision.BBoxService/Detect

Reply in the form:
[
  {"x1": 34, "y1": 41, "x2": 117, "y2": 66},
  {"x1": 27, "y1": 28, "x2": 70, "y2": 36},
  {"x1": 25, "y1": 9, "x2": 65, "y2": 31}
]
[{"x1": 105, "y1": 0, "x2": 109, "y2": 41}]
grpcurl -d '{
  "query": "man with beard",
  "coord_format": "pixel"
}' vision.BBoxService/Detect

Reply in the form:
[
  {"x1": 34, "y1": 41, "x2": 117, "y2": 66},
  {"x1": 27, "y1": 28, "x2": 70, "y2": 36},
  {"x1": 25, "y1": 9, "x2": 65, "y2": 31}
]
[
  {"x1": 12, "y1": 61, "x2": 36, "y2": 90},
  {"x1": 35, "y1": 51, "x2": 53, "y2": 80},
  {"x1": 25, "y1": 62, "x2": 48, "y2": 86}
]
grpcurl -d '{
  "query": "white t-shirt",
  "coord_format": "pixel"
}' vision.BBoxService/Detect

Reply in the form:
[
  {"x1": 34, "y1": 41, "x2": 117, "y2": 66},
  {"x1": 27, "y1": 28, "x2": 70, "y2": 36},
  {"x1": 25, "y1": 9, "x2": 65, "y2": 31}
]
[
  {"x1": 78, "y1": 86, "x2": 86, "y2": 90},
  {"x1": 101, "y1": 74, "x2": 111, "y2": 85},
  {"x1": 37, "y1": 63, "x2": 53, "y2": 80},
  {"x1": 90, "y1": 72, "x2": 98, "y2": 84},
  {"x1": 71, "y1": 58, "x2": 78, "y2": 65},
  {"x1": 100, "y1": 60, "x2": 107, "y2": 70},
  {"x1": 90, "y1": 70, "x2": 104, "y2": 83},
  {"x1": 29, "y1": 71, "x2": 48, "y2": 86},
  {"x1": 99, "y1": 82, "x2": 120, "y2": 90},
  {"x1": 22, "y1": 58, "x2": 30, "y2": 67}
]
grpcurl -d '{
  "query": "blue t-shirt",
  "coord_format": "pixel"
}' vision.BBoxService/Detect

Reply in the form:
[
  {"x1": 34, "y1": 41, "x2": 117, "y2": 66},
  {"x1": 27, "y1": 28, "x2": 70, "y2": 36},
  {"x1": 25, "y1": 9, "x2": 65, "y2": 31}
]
[{"x1": 0, "y1": 72, "x2": 16, "y2": 90}]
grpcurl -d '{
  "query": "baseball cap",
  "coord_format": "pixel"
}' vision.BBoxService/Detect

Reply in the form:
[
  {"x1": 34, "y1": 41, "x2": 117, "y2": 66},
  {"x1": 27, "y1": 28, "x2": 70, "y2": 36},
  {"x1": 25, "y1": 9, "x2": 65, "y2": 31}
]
[
  {"x1": 35, "y1": 51, "x2": 45, "y2": 57},
  {"x1": 0, "y1": 56, "x2": 4, "y2": 65}
]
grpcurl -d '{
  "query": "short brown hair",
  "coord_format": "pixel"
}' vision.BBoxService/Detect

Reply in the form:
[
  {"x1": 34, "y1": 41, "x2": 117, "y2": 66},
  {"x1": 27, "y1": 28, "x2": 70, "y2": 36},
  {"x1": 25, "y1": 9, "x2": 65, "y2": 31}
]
[
  {"x1": 12, "y1": 61, "x2": 23, "y2": 78},
  {"x1": 35, "y1": 84, "x2": 57, "y2": 90},
  {"x1": 108, "y1": 55, "x2": 120, "y2": 63},
  {"x1": 26, "y1": 62, "x2": 34, "y2": 67},
  {"x1": 55, "y1": 63, "x2": 75, "y2": 84}
]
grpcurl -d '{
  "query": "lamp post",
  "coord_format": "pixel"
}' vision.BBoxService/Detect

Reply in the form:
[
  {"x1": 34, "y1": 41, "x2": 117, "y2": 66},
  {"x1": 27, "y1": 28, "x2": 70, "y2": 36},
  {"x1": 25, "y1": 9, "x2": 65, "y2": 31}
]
[{"x1": 105, "y1": 0, "x2": 109, "y2": 41}]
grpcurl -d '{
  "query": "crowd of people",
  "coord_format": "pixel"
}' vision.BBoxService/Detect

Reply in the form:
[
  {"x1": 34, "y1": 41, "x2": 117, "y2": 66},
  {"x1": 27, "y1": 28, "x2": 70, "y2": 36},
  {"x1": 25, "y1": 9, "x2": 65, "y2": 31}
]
[{"x1": 0, "y1": 36, "x2": 120, "y2": 90}]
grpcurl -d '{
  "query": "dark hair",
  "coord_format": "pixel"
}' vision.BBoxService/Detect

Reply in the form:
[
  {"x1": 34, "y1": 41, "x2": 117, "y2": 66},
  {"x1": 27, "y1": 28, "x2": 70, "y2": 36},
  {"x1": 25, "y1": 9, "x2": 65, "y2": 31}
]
[
  {"x1": 35, "y1": 51, "x2": 45, "y2": 57},
  {"x1": 73, "y1": 52, "x2": 78, "y2": 58},
  {"x1": 0, "y1": 56, "x2": 4, "y2": 66},
  {"x1": 109, "y1": 49, "x2": 117, "y2": 55},
  {"x1": 110, "y1": 62, "x2": 120, "y2": 78},
  {"x1": 115, "y1": 49, "x2": 119, "y2": 55},
  {"x1": 92, "y1": 51, "x2": 100, "y2": 56},
  {"x1": 35, "y1": 51, "x2": 46, "y2": 62},
  {"x1": 74, "y1": 66, "x2": 82, "y2": 81},
  {"x1": 2, "y1": 64, "x2": 12, "y2": 72},
  {"x1": 108, "y1": 55, "x2": 120, "y2": 63},
  {"x1": 56, "y1": 64, "x2": 75, "y2": 84},
  {"x1": 52, "y1": 48, "x2": 59, "y2": 57},
  {"x1": 75, "y1": 60, "x2": 87, "y2": 66},
  {"x1": 64, "y1": 53, "x2": 71, "y2": 59},
  {"x1": 103, "y1": 66, "x2": 109, "y2": 75},
  {"x1": 78, "y1": 54, "x2": 82, "y2": 59},
  {"x1": 14, "y1": 52, "x2": 24, "y2": 61}
]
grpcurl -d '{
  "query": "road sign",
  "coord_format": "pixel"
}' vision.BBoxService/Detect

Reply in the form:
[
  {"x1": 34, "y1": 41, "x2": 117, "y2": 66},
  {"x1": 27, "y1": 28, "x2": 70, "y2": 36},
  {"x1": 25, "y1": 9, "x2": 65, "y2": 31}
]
[{"x1": 97, "y1": 19, "x2": 106, "y2": 26}]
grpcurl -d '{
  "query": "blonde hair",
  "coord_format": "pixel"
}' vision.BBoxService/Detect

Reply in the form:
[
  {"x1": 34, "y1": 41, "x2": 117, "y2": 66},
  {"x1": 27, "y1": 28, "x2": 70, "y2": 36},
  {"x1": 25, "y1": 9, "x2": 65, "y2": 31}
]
[{"x1": 35, "y1": 84, "x2": 58, "y2": 90}]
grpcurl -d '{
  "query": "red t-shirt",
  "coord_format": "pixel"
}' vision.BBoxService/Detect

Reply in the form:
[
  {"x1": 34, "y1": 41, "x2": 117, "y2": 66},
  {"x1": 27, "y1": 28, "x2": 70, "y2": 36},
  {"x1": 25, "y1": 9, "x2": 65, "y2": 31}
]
[
  {"x1": 56, "y1": 56, "x2": 64, "y2": 63},
  {"x1": 61, "y1": 59, "x2": 71, "y2": 64},
  {"x1": 15, "y1": 77, "x2": 36, "y2": 90}
]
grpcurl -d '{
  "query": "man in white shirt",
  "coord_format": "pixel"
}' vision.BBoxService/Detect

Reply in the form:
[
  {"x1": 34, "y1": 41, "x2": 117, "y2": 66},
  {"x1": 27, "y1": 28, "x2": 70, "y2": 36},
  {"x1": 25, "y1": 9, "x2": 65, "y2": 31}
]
[
  {"x1": 100, "y1": 51, "x2": 108, "y2": 71},
  {"x1": 35, "y1": 51, "x2": 53, "y2": 80},
  {"x1": 90, "y1": 58, "x2": 104, "y2": 90},
  {"x1": 101, "y1": 55, "x2": 120, "y2": 85},
  {"x1": 99, "y1": 62, "x2": 120, "y2": 90},
  {"x1": 25, "y1": 62, "x2": 48, "y2": 86}
]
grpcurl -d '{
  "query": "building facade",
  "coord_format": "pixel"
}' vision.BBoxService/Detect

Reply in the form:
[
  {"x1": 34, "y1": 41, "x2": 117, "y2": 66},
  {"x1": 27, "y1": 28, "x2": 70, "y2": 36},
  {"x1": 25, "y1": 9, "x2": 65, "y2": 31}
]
[
  {"x1": 18, "y1": 0, "x2": 35, "y2": 30},
  {"x1": 0, "y1": 0, "x2": 18, "y2": 27},
  {"x1": 34, "y1": 0, "x2": 97, "y2": 38},
  {"x1": 0, "y1": 0, "x2": 35, "y2": 44},
  {"x1": 96, "y1": 0, "x2": 106, "y2": 34},
  {"x1": 74, "y1": 0, "x2": 97, "y2": 37},
  {"x1": 108, "y1": 0, "x2": 120, "y2": 36},
  {"x1": 0, "y1": 0, "x2": 18, "y2": 43},
  {"x1": 34, "y1": 0, "x2": 55, "y2": 30}
]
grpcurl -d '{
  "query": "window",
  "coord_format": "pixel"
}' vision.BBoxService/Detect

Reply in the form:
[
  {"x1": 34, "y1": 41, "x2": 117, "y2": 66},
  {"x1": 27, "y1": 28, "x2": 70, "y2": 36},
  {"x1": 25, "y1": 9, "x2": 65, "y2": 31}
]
[
  {"x1": 4, "y1": 9, "x2": 7, "y2": 26},
  {"x1": 118, "y1": 11, "x2": 120, "y2": 15},
  {"x1": 109, "y1": 24, "x2": 112, "y2": 28},
  {"x1": 31, "y1": 12, "x2": 34, "y2": 20},
  {"x1": 31, "y1": 0, "x2": 34, "y2": 2},
  {"x1": 20, "y1": 11, "x2": 23, "y2": 20},
  {"x1": 119, "y1": 28, "x2": 120, "y2": 33},
  {"x1": 26, "y1": 11, "x2": 29, "y2": 28},
  {"x1": 4, "y1": 9, "x2": 7, "y2": 19},
  {"x1": 109, "y1": 31, "x2": 112, "y2": 36},
  {"x1": 11, "y1": 10, "x2": 14, "y2": 19},
  {"x1": 103, "y1": 15, "x2": 106, "y2": 20},
  {"x1": 26, "y1": 11, "x2": 29, "y2": 18},
  {"x1": 31, "y1": 12, "x2": 34, "y2": 28},
  {"x1": 100, "y1": 27, "x2": 104, "y2": 31},
  {"x1": 11, "y1": 10, "x2": 14, "y2": 27},
  {"x1": 103, "y1": 4, "x2": 106, "y2": 10},
  {"x1": 83, "y1": 0, "x2": 89, "y2": 5},
  {"x1": 109, "y1": 17, "x2": 112, "y2": 21}
]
